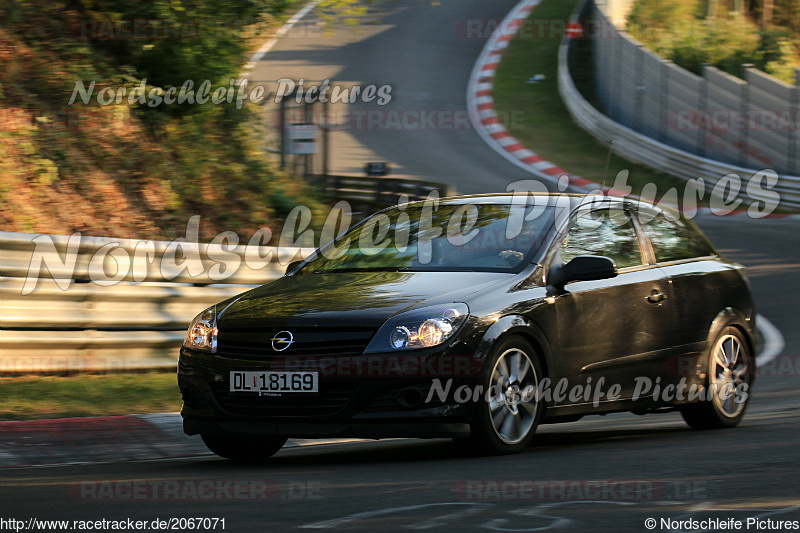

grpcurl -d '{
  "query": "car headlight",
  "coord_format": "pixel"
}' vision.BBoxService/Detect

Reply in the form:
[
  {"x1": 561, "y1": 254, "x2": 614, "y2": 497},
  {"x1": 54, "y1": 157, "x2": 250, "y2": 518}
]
[
  {"x1": 364, "y1": 303, "x2": 469, "y2": 353},
  {"x1": 183, "y1": 306, "x2": 218, "y2": 353}
]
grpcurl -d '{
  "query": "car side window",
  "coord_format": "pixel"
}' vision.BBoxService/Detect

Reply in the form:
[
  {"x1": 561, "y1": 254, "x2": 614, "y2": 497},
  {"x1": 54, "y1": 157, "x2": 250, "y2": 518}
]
[
  {"x1": 640, "y1": 214, "x2": 714, "y2": 263},
  {"x1": 561, "y1": 208, "x2": 643, "y2": 269}
]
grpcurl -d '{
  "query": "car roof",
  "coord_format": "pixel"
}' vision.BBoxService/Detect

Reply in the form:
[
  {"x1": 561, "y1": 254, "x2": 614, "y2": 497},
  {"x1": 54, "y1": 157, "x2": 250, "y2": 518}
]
[{"x1": 400, "y1": 192, "x2": 684, "y2": 221}]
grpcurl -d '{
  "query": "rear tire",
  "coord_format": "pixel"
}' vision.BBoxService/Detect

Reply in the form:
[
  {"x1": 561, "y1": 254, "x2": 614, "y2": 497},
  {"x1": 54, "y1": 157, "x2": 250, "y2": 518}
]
[
  {"x1": 201, "y1": 434, "x2": 287, "y2": 462},
  {"x1": 680, "y1": 326, "x2": 753, "y2": 429},
  {"x1": 454, "y1": 337, "x2": 543, "y2": 455}
]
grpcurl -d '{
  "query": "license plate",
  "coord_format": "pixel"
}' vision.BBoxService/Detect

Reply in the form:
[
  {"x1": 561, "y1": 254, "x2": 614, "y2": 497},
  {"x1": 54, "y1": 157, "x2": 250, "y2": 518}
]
[{"x1": 230, "y1": 371, "x2": 318, "y2": 393}]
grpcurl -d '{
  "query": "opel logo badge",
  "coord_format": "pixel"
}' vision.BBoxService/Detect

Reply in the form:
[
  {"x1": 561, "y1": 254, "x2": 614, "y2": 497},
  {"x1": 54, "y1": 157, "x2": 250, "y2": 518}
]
[{"x1": 270, "y1": 331, "x2": 294, "y2": 352}]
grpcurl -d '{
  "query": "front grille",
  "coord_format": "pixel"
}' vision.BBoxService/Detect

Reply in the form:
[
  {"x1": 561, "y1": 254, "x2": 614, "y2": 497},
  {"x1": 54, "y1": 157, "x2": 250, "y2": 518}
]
[
  {"x1": 212, "y1": 382, "x2": 357, "y2": 416},
  {"x1": 217, "y1": 326, "x2": 376, "y2": 360}
]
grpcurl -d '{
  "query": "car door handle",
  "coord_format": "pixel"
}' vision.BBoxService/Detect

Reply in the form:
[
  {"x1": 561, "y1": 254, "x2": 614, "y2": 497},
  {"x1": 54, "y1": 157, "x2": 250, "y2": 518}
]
[{"x1": 646, "y1": 290, "x2": 667, "y2": 304}]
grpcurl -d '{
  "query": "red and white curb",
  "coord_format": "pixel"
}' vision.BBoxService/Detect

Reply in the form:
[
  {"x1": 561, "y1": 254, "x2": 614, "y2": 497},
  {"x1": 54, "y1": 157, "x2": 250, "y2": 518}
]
[
  {"x1": 467, "y1": 0, "x2": 594, "y2": 191},
  {"x1": 465, "y1": 0, "x2": 800, "y2": 219}
]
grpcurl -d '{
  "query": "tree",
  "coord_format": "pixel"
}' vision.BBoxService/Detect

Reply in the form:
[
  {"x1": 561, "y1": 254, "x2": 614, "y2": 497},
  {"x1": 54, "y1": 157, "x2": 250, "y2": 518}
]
[{"x1": 762, "y1": 0, "x2": 774, "y2": 26}]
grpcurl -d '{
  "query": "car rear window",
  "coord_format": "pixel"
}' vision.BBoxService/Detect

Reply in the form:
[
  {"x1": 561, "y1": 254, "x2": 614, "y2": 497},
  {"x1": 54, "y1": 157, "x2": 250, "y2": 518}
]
[{"x1": 641, "y1": 214, "x2": 715, "y2": 263}]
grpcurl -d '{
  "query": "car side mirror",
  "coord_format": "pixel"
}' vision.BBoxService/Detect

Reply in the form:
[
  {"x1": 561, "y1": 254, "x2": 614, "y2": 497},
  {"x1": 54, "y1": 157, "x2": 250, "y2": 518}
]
[
  {"x1": 563, "y1": 255, "x2": 617, "y2": 283},
  {"x1": 285, "y1": 260, "x2": 303, "y2": 275},
  {"x1": 548, "y1": 255, "x2": 617, "y2": 292}
]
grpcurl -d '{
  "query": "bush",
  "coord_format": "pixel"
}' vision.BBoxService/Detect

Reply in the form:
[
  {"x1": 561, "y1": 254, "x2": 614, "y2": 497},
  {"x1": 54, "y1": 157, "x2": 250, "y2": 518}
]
[
  {"x1": 0, "y1": 0, "x2": 329, "y2": 239},
  {"x1": 628, "y1": 1, "x2": 798, "y2": 83}
]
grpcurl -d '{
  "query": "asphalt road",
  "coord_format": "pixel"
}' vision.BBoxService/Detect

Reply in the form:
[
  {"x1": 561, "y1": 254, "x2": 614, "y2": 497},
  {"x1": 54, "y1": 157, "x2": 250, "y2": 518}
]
[
  {"x1": 0, "y1": 217, "x2": 796, "y2": 532},
  {"x1": 251, "y1": 0, "x2": 555, "y2": 193},
  {"x1": 2, "y1": 1, "x2": 798, "y2": 531}
]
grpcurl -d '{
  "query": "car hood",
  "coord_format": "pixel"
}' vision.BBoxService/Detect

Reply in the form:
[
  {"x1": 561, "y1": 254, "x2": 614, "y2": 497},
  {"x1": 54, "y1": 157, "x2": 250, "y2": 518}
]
[{"x1": 217, "y1": 271, "x2": 511, "y2": 329}]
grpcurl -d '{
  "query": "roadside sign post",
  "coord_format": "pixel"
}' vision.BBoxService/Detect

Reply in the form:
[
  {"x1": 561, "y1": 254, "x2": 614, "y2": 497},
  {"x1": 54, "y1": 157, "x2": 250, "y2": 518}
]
[{"x1": 278, "y1": 87, "x2": 329, "y2": 180}]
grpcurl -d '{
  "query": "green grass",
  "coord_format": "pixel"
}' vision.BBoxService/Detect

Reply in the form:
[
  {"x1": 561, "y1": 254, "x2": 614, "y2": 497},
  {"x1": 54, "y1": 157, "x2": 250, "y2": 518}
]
[
  {"x1": 491, "y1": 0, "x2": 699, "y2": 201},
  {"x1": 0, "y1": 372, "x2": 181, "y2": 421}
]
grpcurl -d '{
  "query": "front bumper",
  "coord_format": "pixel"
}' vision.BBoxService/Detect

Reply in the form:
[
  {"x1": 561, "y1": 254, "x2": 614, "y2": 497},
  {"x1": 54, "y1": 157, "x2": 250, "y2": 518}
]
[
  {"x1": 182, "y1": 417, "x2": 470, "y2": 439},
  {"x1": 178, "y1": 347, "x2": 479, "y2": 439}
]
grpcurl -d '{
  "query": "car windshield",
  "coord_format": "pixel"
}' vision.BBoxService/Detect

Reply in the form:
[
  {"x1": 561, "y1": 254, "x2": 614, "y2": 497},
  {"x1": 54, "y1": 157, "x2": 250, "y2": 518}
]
[{"x1": 300, "y1": 202, "x2": 557, "y2": 273}]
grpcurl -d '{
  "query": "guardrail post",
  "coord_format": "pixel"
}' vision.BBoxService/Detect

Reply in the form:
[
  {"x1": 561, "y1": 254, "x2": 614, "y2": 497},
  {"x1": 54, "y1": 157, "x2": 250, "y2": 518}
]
[
  {"x1": 790, "y1": 69, "x2": 800, "y2": 176},
  {"x1": 635, "y1": 43, "x2": 645, "y2": 132},
  {"x1": 697, "y1": 63, "x2": 710, "y2": 158},
  {"x1": 279, "y1": 103, "x2": 286, "y2": 169},
  {"x1": 333, "y1": 174, "x2": 341, "y2": 198},
  {"x1": 375, "y1": 177, "x2": 384, "y2": 205},
  {"x1": 322, "y1": 98, "x2": 330, "y2": 177},
  {"x1": 612, "y1": 23, "x2": 622, "y2": 121},
  {"x1": 659, "y1": 60, "x2": 671, "y2": 143},
  {"x1": 415, "y1": 183, "x2": 426, "y2": 201},
  {"x1": 740, "y1": 64, "x2": 753, "y2": 169}
]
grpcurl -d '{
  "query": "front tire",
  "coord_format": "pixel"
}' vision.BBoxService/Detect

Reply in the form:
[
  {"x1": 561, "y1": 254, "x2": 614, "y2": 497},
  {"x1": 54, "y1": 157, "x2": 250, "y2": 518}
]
[
  {"x1": 201, "y1": 434, "x2": 287, "y2": 462},
  {"x1": 680, "y1": 326, "x2": 753, "y2": 429},
  {"x1": 455, "y1": 337, "x2": 543, "y2": 455}
]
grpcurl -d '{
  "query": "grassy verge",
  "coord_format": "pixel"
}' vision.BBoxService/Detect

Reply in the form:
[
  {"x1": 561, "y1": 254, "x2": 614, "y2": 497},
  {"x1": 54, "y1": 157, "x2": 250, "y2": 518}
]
[
  {"x1": 0, "y1": 372, "x2": 180, "y2": 421},
  {"x1": 491, "y1": 0, "x2": 704, "y2": 202}
]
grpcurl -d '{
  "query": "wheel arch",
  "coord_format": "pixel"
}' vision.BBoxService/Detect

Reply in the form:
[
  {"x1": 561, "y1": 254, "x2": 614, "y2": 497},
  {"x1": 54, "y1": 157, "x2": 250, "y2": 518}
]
[
  {"x1": 475, "y1": 314, "x2": 553, "y2": 380},
  {"x1": 702, "y1": 307, "x2": 757, "y2": 379}
]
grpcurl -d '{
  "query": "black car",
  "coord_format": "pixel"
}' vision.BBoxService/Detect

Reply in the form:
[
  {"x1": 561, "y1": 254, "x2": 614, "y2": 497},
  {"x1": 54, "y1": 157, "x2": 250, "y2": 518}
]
[{"x1": 178, "y1": 193, "x2": 756, "y2": 458}]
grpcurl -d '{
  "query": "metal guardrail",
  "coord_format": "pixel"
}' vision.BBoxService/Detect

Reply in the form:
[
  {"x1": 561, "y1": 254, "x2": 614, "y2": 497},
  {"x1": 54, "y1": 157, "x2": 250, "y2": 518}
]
[
  {"x1": 317, "y1": 175, "x2": 457, "y2": 215},
  {"x1": 558, "y1": 0, "x2": 800, "y2": 210},
  {"x1": 0, "y1": 229, "x2": 309, "y2": 285},
  {"x1": 0, "y1": 175, "x2": 457, "y2": 373},
  {"x1": 0, "y1": 231, "x2": 314, "y2": 373},
  {"x1": 590, "y1": 0, "x2": 800, "y2": 178}
]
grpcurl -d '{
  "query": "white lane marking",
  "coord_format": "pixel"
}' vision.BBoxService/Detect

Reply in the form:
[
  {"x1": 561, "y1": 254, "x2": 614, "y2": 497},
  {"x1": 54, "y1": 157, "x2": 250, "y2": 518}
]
[
  {"x1": 407, "y1": 504, "x2": 494, "y2": 530},
  {"x1": 484, "y1": 501, "x2": 635, "y2": 532},
  {"x1": 299, "y1": 502, "x2": 491, "y2": 529},
  {"x1": 241, "y1": 0, "x2": 322, "y2": 75},
  {"x1": 756, "y1": 313, "x2": 785, "y2": 367}
]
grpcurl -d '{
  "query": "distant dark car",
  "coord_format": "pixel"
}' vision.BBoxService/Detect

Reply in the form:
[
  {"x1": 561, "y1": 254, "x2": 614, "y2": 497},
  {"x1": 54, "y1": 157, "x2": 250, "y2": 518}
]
[{"x1": 178, "y1": 194, "x2": 756, "y2": 458}]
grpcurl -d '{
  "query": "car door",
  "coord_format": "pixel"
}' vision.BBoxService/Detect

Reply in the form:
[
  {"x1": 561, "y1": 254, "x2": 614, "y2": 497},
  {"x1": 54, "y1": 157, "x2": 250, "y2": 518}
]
[
  {"x1": 548, "y1": 204, "x2": 676, "y2": 403},
  {"x1": 635, "y1": 209, "x2": 746, "y2": 383}
]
